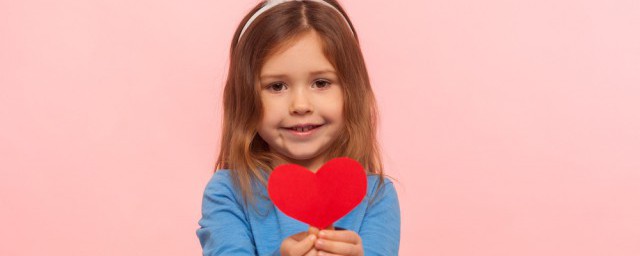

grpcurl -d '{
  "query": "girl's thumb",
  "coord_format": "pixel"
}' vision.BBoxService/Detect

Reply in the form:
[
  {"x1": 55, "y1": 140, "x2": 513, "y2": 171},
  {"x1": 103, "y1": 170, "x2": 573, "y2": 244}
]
[
  {"x1": 293, "y1": 234, "x2": 316, "y2": 254},
  {"x1": 308, "y1": 226, "x2": 320, "y2": 235}
]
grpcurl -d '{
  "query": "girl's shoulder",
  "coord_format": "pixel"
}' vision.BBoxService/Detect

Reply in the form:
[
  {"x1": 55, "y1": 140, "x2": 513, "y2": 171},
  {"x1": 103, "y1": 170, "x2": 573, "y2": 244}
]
[
  {"x1": 203, "y1": 169, "x2": 268, "y2": 199},
  {"x1": 202, "y1": 169, "x2": 241, "y2": 199},
  {"x1": 365, "y1": 174, "x2": 397, "y2": 198},
  {"x1": 366, "y1": 174, "x2": 394, "y2": 185},
  {"x1": 207, "y1": 169, "x2": 234, "y2": 186}
]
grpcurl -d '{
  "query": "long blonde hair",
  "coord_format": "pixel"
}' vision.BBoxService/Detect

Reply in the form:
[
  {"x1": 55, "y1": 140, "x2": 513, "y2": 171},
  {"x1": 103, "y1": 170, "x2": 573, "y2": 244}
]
[{"x1": 216, "y1": 0, "x2": 386, "y2": 208}]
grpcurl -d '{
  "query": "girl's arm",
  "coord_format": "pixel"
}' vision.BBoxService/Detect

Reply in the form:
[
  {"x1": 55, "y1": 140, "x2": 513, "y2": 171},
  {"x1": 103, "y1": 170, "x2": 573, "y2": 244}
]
[
  {"x1": 196, "y1": 170, "x2": 257, "y2": 255},
  {"x1": 359, "y1": 178, "x2": 401, "y2": 255}
]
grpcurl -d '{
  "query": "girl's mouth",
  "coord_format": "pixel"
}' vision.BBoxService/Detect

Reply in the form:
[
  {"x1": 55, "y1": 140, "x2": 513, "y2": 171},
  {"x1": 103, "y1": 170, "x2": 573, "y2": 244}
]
[
  {"x1": 286, "y1": 124, "x2": 323, "y2": 132},
  {"x1": 282, "y1": 124, "x2": 324, "y2": 138}
]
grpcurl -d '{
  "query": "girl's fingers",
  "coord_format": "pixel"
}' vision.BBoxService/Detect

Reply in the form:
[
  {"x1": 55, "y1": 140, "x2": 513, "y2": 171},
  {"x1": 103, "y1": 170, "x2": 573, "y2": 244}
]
[
  {"x1": 284, "y1": 234, "x2": 317, "y2": 256},
  {"x1": 296, "y1": 234, "x2": 317, "y2": 253},
  {"x1": 303, "y1": 248, "x2": 318, "y2": 256},
  {"x1": 308, "y1": 226, "x2": 320, "y2": 236},
  {"x1": 291, "y1": 231, "x2": 308, "y2": 242},
  {"x1": 318, "y1": 229, "x2": 361, "y2": 245},
  {"x1": 316, "y1": 252, "x2": 340, "y2": 256},
  {"x1": 315, "y1": 238, "x2": 356, "y2": 255}
]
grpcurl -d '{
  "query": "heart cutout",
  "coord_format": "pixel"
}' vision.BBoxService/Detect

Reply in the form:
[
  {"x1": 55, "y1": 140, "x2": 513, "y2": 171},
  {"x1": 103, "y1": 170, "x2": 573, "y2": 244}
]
[{"x1": 267, "y1": 157, "x2": 367, "y2": 229}]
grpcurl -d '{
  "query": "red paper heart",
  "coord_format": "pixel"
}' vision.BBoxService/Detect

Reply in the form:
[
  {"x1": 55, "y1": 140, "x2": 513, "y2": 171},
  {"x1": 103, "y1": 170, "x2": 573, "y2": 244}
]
[{"x1": 267, "y1": 157, "x2": 367, "y2": 229}]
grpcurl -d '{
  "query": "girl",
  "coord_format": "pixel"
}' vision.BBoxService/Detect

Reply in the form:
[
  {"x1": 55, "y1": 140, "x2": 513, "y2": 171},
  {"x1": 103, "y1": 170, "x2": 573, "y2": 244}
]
[{"x1": 196, "y1": 0, "x2": 400, "y2": 255}]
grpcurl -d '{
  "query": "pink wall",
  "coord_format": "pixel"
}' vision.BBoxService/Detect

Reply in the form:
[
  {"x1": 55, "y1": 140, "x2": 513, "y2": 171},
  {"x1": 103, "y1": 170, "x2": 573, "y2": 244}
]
[{"x1": 1, "y1": 0, "x2": 639, "y2": 255}]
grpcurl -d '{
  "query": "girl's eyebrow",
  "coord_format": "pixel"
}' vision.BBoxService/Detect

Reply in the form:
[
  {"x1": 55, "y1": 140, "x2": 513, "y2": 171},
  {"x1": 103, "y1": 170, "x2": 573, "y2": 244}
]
[{"x1": 260, "y1": 70, "x2": 336, "y2": 79}]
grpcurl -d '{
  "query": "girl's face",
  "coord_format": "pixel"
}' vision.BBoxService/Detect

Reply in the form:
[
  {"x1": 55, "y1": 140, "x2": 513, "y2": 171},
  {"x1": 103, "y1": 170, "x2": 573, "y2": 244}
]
[{"x1": 256, "y1": 30, "x2": 344, "y2": 172}]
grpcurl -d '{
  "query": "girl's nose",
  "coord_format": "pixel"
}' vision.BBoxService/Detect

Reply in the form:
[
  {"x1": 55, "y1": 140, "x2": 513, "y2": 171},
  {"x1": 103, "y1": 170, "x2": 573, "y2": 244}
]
[{"x1": 289, "y1": 88, "x2": 313, "y2": 115}]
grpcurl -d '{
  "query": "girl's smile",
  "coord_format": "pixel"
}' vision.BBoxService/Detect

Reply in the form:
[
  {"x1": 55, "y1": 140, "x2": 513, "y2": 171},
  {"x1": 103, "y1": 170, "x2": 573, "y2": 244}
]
[{"x1": 281, "y1": 123, "x2": 325, "y2": 140}]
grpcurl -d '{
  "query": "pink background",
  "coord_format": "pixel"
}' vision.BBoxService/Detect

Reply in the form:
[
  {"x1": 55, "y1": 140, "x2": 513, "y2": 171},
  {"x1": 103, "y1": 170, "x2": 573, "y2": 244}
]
[{"x1": 1, "y1": 0, "x2": 639, "y2": 255}]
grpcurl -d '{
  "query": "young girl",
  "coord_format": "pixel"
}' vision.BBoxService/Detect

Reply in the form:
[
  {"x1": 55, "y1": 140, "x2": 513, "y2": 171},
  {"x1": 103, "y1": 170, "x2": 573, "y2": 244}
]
[{"x1": 196, "y1": 0, "x2": 400, "y2": 255}]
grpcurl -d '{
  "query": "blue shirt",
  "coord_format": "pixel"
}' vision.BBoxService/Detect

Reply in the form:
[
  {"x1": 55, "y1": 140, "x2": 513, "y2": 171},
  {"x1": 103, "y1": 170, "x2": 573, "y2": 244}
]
[{"x1": 196, "y1": 169, "x2": 400, "y2": 255}]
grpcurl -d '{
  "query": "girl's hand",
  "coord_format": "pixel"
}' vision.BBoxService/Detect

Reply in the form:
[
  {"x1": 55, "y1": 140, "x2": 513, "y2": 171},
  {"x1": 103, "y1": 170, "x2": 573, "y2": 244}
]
[
  {"x1": 314, "y1": 226, "x2": 364, "y2": 256},
  {"x1": 280, "y1": 227, "x2": 320, "y2": 256}
]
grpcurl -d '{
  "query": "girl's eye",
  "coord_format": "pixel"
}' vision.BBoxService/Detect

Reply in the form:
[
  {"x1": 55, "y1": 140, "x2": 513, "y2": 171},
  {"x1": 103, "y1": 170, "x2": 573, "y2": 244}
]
[
  {"x1": 267, "y1": 82, "x2": 287, "y2": 92},
  {"x1": 313, "y1": 79, "x2": 332, "y2": 89}
]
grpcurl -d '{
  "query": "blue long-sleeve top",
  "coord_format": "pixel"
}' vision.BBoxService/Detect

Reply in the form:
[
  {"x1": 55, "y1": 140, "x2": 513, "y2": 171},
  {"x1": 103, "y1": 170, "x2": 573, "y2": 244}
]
[{"x1": 196, "y1": 169, "x2": 400, "y2": 255}]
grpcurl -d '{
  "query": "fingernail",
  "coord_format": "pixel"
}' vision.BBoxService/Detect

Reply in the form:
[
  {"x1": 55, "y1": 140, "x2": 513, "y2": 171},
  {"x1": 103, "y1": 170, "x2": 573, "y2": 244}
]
[
  {"x1": 319, "y1": 231, "x2": 326, "y2": 237},
  {"x1": 309, "y1": 234, "x2": 316, "y2": 241}
]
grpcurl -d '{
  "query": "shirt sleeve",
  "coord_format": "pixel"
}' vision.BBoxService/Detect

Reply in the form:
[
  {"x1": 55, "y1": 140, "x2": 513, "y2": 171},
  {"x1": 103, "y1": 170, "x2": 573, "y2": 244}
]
[
  {"x1": 196, "y1": 171, "x2": 257, "y2": 255},
  {"x1": 359, "y1": 178, "x2": 401, "y2": 255}
]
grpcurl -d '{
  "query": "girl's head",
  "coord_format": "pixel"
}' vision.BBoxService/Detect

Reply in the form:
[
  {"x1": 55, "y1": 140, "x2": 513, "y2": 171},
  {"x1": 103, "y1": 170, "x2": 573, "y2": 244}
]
[
  {"x1": 257, "y1": 30, "x2": 345, "y2": 172},
  {"x1": 216, "y1": 0, "x2": 384, "y2": 203}
]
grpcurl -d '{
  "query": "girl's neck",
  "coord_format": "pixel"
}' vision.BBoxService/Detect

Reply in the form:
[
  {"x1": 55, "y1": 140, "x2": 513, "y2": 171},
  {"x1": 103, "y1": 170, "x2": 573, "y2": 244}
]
[{"x1": 273, "y1": 155, "x2": 325, "y2": 173}]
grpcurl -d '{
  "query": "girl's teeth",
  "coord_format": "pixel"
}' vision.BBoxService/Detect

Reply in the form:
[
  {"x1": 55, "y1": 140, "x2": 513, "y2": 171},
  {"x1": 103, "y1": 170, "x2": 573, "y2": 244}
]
[{"x1": 294, "y1": 126, "x2": 313, "y2": 132}]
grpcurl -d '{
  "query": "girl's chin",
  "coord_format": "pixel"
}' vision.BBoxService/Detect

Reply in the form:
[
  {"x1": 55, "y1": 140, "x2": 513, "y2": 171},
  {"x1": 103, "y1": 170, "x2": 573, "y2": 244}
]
[
  {"x1": 280, "y1": 151, "x2": 324, "y2": 166},
  {"x1": 284, "y1": 153, "x2": 319, "y2": 163}
]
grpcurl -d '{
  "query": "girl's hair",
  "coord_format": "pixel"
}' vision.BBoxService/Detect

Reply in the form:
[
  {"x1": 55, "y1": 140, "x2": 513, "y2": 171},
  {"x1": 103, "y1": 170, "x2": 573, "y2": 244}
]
[{"x1": 215, "y1": 0, "x2": 386, "y2": 208}]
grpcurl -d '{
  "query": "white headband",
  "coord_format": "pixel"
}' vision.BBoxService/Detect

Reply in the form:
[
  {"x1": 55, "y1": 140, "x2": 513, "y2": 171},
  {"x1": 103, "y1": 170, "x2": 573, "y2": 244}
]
[{"x1": 238, "y1": 0, "x2": 353, "y2": 42}]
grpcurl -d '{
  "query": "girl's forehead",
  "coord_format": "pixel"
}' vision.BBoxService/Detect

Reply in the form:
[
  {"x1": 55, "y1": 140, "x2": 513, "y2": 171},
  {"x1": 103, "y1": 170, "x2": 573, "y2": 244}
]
[
  {"x1": 265, "y1": 30, "x2": 325, "y2": 60},
  {"x1": 259, "y1": 31, "x2": 336, "y2": 76}
]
